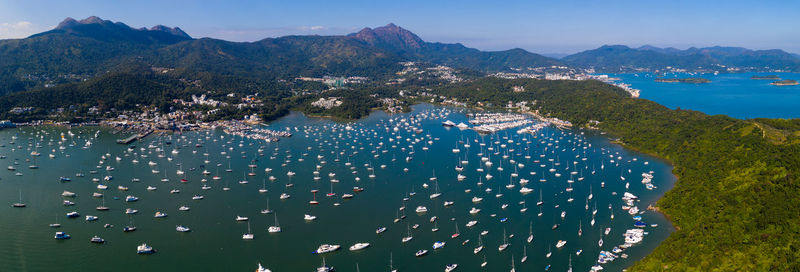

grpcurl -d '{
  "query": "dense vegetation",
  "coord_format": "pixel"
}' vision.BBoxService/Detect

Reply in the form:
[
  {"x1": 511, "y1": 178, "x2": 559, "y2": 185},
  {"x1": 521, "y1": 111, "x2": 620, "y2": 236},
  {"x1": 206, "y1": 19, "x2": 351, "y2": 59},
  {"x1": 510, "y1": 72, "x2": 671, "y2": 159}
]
[{"x1": 427, "y1": 78, "x2": 800, "y2": 270}]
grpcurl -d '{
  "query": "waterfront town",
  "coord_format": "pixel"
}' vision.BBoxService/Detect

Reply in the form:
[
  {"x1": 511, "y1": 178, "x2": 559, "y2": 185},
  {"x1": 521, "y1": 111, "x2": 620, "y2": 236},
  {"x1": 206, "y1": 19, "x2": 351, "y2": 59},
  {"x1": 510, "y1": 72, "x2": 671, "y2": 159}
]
[{"x1": 1, "y1": 64, "x2": 632, "y2": 143}]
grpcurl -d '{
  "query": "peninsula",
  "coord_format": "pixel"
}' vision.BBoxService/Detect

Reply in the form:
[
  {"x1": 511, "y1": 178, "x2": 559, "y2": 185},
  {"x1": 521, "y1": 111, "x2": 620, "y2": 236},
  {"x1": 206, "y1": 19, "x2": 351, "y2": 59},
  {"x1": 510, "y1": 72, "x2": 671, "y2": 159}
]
[{"x1": 771, "y1": 79, "x2": 799, "y2": 86}]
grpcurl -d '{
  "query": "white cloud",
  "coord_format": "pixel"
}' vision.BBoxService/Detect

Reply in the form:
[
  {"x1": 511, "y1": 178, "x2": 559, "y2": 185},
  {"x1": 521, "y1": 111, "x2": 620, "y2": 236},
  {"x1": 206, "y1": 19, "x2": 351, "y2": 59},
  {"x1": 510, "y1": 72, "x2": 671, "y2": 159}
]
[{"x1": 0, "y1": 21, "x2": 43, "y2": 39}]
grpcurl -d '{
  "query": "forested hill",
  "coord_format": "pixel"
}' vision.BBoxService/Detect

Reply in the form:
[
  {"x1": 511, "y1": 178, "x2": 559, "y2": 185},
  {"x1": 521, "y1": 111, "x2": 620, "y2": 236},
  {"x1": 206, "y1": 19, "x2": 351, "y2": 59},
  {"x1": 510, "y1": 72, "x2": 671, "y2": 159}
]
[
  {"x1": 0, "y1": 17, "x2": 567, "y2": 96},
  {"x1": 348, "y1": 23, "x2": 564, "y2": 71}
]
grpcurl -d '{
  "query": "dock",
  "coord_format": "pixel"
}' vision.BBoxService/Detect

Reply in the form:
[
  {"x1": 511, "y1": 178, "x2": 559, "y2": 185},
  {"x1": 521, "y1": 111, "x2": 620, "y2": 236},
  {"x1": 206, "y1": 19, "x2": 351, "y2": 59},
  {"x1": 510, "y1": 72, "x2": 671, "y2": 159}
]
[{"x1": 116, "y1": 130, "x2": 153, "y2": 144}]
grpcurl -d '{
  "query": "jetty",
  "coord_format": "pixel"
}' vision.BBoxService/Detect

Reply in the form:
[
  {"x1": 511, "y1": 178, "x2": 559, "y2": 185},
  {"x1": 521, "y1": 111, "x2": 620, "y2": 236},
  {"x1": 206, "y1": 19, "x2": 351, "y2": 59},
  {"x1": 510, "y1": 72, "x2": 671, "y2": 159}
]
[{"x1": 116, "y1": 130, "x2": 152, "y2": 144}]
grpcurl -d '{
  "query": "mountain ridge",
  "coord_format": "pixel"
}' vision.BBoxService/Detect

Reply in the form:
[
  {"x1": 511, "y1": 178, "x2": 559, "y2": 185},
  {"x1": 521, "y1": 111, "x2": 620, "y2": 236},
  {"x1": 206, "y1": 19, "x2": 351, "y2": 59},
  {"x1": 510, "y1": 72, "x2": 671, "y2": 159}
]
[{"x1": 564, "y1": 44, "x2": 800, "y2": 71}]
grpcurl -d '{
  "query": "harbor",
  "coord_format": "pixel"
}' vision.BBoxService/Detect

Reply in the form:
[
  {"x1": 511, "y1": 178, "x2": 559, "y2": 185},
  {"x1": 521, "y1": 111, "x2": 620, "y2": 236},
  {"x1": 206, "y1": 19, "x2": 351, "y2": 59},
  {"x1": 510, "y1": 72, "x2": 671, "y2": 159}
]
[{"x1": 0, "y1": 104, "x2": 675, "y2": 271}]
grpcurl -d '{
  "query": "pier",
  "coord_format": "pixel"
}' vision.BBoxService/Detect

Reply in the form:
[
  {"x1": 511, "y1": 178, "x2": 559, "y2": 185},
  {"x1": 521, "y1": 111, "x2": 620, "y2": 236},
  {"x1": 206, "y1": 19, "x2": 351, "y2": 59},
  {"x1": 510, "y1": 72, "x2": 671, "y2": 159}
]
[{"x1": 116, "y1": 130, "x2": 153, "y2": 144}]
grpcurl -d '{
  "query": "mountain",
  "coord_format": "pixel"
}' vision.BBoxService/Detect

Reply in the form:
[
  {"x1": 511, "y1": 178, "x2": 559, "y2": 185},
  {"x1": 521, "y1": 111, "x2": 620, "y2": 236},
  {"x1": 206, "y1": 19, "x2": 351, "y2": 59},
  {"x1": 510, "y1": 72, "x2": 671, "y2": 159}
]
[
  {"x1": 349, "y1": 24, "x2": 563, "y2": 71},
  {"x1": 0, "y1": 16, "x2": 407, "y2": 95},
  {"x1": 39, "y1": 16, "x2": 192, "y2": 44},
  {"x1": 564, "y1": 45, "x2": 800, "y2": 72},
  {"x1": 1, "y1": 17, "x2": 570, "y2": 96}
]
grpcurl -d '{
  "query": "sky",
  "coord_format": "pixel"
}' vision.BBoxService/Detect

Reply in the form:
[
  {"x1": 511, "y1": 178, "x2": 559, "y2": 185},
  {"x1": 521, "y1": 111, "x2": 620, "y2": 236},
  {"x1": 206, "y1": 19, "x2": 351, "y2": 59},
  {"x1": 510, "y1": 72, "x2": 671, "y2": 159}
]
[{"x1": 1, "y1": 0, "x2": 799, "y2": 55}]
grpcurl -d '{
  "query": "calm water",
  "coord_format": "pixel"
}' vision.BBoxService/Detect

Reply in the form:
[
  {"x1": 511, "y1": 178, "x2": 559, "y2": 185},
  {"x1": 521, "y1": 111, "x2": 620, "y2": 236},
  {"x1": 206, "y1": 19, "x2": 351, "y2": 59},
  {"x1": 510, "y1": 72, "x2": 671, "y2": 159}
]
[
  {"x1": 613, "y1": 72, "x2": 800, "y2": 119},
  {"x1": 0, "y1": 104, "x2": 675, "y2": 271}
]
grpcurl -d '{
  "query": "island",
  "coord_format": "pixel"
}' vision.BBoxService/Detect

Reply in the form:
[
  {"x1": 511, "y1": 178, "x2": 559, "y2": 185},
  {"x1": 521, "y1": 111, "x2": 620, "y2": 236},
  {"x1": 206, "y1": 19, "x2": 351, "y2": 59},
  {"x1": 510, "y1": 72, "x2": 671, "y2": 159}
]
[
  {"x1": 654, "y1": 77, "x2": 711, "y2": 83},
  {"x1": 771, "y1": 79, "x2": 799, "y2": 86},
  {"x1": 751, "y1": 75, "x2": 780, "y2": 80}
]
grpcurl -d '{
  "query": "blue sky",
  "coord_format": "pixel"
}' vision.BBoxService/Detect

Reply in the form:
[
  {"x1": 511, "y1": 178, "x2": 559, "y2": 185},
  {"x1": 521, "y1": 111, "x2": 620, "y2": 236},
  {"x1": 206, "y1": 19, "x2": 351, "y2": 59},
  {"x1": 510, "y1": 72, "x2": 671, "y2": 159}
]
[{"x1": 1, "y1": 0, "x2": 799, "y2": 54}]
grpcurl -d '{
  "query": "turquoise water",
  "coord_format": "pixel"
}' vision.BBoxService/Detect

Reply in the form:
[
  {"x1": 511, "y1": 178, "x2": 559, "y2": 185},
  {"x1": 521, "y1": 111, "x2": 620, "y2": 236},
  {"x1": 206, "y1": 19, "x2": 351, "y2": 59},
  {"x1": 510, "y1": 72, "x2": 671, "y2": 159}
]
[
  {"x1": 612, "y1": 72, "x2": 800, "y2": 119},
  {"x1": 0, "y1": 104, "x2": 675, "y2": 271}
]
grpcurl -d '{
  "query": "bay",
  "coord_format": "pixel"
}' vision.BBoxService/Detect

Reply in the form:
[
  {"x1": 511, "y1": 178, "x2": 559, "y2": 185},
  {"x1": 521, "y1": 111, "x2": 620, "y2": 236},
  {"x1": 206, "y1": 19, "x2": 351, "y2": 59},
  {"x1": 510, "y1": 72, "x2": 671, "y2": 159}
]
[
  {"x1": 0, "y1": 104, "x2": 675, "y2": 271},
  {"x1": 612, "y1": 72, "x2": 800, "y2": 119}
]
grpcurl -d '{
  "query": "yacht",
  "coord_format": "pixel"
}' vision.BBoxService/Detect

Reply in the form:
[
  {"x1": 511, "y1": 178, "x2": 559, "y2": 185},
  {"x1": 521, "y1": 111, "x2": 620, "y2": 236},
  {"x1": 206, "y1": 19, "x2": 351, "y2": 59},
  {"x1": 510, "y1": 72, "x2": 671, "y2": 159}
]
[
  {"x1": 136, "y1": 243, "x2": 155, "y2": 254},
  {"x1": 348, "y1": 243, "x2": 370, "y2": 251},
  {"x1": 90, "y1": 236, "x2": 105, "y2": 243},
  {"x1": 256, "y1": 263, "x2": 271, "y2": 272},
  {"x1": 176, "y1": 225, "x2": 191, "y2": 232},
  {"x1": 54, "y1": 231, "x2": 71, "y2": 240},
  {"x1": 314, "y1": 244, "x2": 341, "y2": 254}
]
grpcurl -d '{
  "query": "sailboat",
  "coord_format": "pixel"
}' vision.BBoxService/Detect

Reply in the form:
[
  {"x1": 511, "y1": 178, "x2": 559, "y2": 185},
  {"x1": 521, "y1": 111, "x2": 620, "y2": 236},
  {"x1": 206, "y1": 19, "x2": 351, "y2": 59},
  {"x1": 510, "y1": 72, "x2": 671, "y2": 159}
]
[
  {"x1": 498, "y1": 229, "x2": 509, "y2": 251},
  {"x1": 429, "y1": 176, "x2": 441, "y2": 199},
  {"x1": 317, "y1": 257, "x2": 333, "y2": 272},
  {"x1": 96, "y1": 196, "x2": 109, "y2": 211},
  {"x1": 259, "y1": 179, "x2": 268, "y2": 193},
  {"x1": 510, "y1": 255, "x2": 516, "y2": 272},
  {"x1": 402, "y1": 224, "x2": 413, "y2": 243},
  {"x1": 536, "y1": 190, "x2": 543, "y2": 206},
  {"x1": 389, "y1": 252, "x2": 397, "y2": 272},
  {"x1": 451, "y1": 221, "x2": 460, "y2": 238},
  {"x1": 527, "y1": 221, "x2": 534, "y2": 243},
  {"x1": 268, "y1": 213, "x2": 281, "y2": 233},
  {"x1": 567, "y1": 255, "x2": 573, "y2": 272},
  {"x1": 12, "y1": 190, "x2": 25, "y2": 207},
  {"x1": 598, "y1": 230, "x2": 604, "y2": 247},
  {"x1": 261, "y1": 198, "x2": 273, "y2": 214},
  {"x1": 243, "y1": 221, "x2": 254, "y2": 240},
  {"x1": 578, "y1": 220, "x2": 583, "y2": 236},
  {"x1": 49, "y1": 215, "x2": 61, "y2": 228},
  {"x1": 521, "y1": 245, "x2": 528, "y2": 263},
  {"x1": 474, "y1": 235, "x2": 484, "y2": 254}
]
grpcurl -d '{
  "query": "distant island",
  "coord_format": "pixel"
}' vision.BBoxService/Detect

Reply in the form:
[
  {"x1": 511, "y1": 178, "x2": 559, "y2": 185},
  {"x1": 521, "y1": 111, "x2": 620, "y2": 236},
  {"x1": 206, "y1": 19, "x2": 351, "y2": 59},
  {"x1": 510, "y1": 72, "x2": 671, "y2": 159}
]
[
  {"x1": 751, "y1": 75, "x2": 780, "y2": 80},
  {"x1": 771, "y1": 79, "x2": 799, "y2": 86},
  {"x1": 654, "y1": 77, "x2": 711, "y2": 84}
]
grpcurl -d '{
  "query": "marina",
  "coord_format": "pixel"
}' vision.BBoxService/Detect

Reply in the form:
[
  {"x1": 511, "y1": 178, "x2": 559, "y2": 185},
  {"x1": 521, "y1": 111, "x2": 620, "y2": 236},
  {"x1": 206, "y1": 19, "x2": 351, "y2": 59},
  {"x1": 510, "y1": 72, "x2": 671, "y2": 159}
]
[{"x1": 0, "y1": 104, "x2": 675, "y2": 271}]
